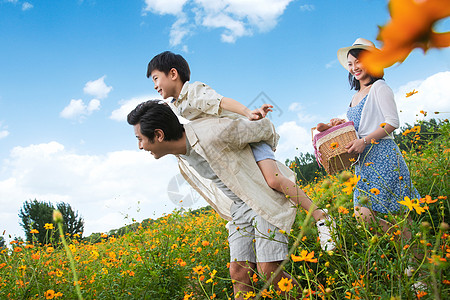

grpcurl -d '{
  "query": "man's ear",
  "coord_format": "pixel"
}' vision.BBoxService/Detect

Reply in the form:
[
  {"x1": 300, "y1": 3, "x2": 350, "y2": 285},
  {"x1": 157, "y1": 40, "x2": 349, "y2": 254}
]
[
  {"x1": 169, "y1": 68, "x2": 179, "y2": 81},
  {"x1": 154, "y1": 129, "x2": 165, "y2": 142}
]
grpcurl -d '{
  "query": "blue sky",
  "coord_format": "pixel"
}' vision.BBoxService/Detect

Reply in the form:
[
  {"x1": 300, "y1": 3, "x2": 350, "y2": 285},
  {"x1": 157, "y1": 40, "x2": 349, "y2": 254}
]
[{"x1": 1, "y1": 0, "x2": 449, "y2": 241}]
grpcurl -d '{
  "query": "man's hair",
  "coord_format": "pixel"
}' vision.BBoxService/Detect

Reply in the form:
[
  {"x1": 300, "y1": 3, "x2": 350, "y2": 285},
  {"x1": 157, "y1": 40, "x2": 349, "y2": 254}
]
[
  {"x1": 347, "y1": 48, "x2": 384, "y2": 91},
  {"x1": 147, "y1": 51, "x2": 191, "y2": 83},
  {"x1": 127, "y1": 100, "x2": 185, "y2": 141}
]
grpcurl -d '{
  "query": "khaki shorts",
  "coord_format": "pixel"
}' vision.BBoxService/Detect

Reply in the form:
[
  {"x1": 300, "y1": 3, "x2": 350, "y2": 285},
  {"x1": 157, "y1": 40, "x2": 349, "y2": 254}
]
[{"x1": 228, "y1": 199, "x2": 288, "y2": 263}]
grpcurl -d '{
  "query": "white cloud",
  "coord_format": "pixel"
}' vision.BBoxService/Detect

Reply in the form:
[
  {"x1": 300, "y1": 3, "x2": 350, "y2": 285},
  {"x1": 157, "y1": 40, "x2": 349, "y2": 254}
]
[
  {"x1": 143, "y1": 0, "x2": 188, "y2": 15},
  {"x1": 0, "y1": 130, "x2": 9, "y2": 139},
  {"x1": 300, "y1": 4, "x2": 315, "y2": 11},
  {"x1": 60, "y1": 99, "x2": 101, "y2": 120},
  {"x1": 275, "y1": 121, "x2": 313, "y2": 161},
  {"x1": 110, "y1": 95, "x2": 162, "y2": 122},
  {"x1": 0, "y1": 141, "x2": 206, "y2": 241},
  {"x1": 143, "y1": 0, "x2": 294, "y2": 45},
  {"x1": 287, "y1": 102, "x2": 319, "y2": 123},
  {"x1": 394, "y1": 71, "x2": 450, "y2": 126},
  {"x1": 0, "y1": 123, "x2": 9, "y2": 139},
  {"x1": 83, "y1": 75, "x2": 113, "y2": 99},
  {"x1": 22, "y1": 2, "x2": 33, "y2": 10}
]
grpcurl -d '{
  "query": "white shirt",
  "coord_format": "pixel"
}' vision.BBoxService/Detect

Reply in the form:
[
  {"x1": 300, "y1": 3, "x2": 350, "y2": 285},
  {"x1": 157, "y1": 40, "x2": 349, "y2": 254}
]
[{"x1": 357, "y1": 80, "x2": 400, "y2": 139}]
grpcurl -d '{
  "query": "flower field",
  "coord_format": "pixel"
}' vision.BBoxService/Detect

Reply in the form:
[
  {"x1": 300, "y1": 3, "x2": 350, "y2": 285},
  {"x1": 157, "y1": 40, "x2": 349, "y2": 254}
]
[{"x1": 1, "y1": 120, "x2": 449, "y2": 299}]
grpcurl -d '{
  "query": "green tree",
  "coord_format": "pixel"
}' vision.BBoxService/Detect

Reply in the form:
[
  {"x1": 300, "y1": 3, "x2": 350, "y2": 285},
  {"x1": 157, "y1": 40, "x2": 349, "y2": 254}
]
[
  {"x1": 56, "y1": 202, "x2": 84, "y2": 238},
  {"x1": 286, "y1": 152, "x2": 326, "y2": 184},
  {"x1": 19, "y1": 199, "x2": 84, "y2": 244}
]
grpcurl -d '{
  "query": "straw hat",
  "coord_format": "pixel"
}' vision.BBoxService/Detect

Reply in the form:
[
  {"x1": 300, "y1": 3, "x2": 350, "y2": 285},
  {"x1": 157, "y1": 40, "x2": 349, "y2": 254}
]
[{"x1": 337, "y1": 38, "x2": 379, "y2": 71}]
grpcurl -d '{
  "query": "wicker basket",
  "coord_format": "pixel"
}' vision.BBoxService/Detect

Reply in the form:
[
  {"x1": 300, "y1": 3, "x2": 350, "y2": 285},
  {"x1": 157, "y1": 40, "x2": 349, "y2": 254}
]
[{"x1": 312, "y1": 121, "x2": 359, "y2": 175}]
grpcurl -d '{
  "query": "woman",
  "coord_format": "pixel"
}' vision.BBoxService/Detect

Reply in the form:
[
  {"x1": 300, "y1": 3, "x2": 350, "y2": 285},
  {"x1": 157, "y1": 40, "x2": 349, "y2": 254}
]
[{"x1": 334, "y1": 38, "x2": 420, "y2": 234}]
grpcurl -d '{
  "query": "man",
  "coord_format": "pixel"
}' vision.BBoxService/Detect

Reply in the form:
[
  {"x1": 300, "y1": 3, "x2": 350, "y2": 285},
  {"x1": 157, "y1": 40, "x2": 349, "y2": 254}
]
[{"x1": 128, "y1": 100, "x2": 298, "y2": 298}]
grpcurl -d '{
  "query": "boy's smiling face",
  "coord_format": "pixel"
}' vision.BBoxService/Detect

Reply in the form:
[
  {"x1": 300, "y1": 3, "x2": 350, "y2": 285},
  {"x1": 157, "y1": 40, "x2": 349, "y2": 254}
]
[{"x1": 151, "y1": 68, "x2": 180, "y2": 99}]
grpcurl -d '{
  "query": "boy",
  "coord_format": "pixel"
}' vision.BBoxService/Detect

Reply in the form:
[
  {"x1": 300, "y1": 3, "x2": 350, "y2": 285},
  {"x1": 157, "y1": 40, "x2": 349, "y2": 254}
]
[{"x1": 147, "y1": 51, "x2": 335, "y2": 251}]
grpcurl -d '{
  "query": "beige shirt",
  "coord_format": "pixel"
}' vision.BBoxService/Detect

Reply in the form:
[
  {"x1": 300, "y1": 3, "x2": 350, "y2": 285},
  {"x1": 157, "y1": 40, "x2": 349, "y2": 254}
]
[
  {"x1": 170, "y1": 81, "x2": 246, "y2": 120},
  {"x1": 177, "y1": 117, "x2": 297, "y2": 233}
]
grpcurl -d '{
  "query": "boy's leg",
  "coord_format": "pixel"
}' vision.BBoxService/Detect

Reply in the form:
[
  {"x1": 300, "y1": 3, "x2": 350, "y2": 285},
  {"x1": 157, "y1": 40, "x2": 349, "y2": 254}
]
[
  {"x1": 230, "y1": 261, "x2": 256, "y2": 299},
  {"x1": 257, "y1": 159, "x2": 336, "y2": 251},
  {"x1": 257, "y1": 159, "x2": 324, "y2": 220}
]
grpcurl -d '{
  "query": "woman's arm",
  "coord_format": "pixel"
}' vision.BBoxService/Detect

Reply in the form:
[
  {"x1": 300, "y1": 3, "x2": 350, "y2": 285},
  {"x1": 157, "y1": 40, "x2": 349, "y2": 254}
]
[{"x1": 346, "y1": 123, "x2": 396, "y2": 154}]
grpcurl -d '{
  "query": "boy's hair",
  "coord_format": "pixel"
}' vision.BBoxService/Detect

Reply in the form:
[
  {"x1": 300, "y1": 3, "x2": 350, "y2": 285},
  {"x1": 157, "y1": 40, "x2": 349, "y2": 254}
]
[
  {"x1": 347, "y1": 48, "x2": 384, "y2": 91},
  {"x1": 127, "y1": 100, "x2": 185, "y2": 141},
  {"x1": 147, "y1": 51, "x2": 191, "y2": 83}
]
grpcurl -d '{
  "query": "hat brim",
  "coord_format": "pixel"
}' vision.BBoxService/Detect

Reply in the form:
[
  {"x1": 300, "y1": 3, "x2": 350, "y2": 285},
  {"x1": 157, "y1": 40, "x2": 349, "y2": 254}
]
[{"x1": 337, "y1": 44, "x2": 377, "y2": 71}]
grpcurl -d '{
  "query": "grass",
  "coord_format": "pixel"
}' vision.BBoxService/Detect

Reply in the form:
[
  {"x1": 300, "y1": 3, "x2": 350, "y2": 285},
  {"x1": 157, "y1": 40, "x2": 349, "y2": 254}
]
[{"x1": 1, "y1": 120, "x2": 449, "y2": 299}]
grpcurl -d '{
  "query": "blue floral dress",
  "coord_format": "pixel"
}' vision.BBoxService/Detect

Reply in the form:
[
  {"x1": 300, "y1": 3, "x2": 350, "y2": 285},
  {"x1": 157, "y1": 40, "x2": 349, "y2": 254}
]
[{"x1": 347, "y1": 95, "x2": 420, "y2": 213}]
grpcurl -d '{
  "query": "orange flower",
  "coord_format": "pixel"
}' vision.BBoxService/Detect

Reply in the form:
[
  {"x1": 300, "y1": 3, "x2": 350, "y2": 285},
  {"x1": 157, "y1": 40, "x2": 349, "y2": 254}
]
[
  {"x1": 14, "y1": 247, "x2": 22, "y2": 252},
  {"x1": 277, "y1": 277, "x2": 293, "y2": 292},
  {"x1": 420, "y1": 110, "x2": 428, "y2": 117},
  {"x1": 30, "y1": 229, "x2": 39, "y2": 234},
  {"x1": 330, "y1": 142, "x2": 339, "y2": 149},
  {"x1": 361, "y1": 0, "x2": 450, "y2": 76},
  {"x1": 419, "y1": 195, "x2": 438, "y2": 204},
  {"x1": 406, "y1": 89, "x2": 418, "y2": 97},
  {"x1": 379, "y1": 122, "x2": 387, "y2": 127},
  {"x1": 46, "y1": 247, "x2": 54, "y2": 254},
  {"x1": 192, "y1": 265, "x2": 205, "y2": 275},
  {"x1": 291, "y1": 250, "x2": 318, "y2": 263},
  {"x1": 370, "y1": 138, "x2": 379, "y2": 144},
  {"x1": 370, "y1": 188, "x2": 380, "y2": 195},
  {"x1": 201, "y1": 240, "x2": 210, "y2": 246},
  {"x1": 338, "y1": 206, "x2": 349, "y2": 214},
  {"x1": 416, "y1": 290, "x2": 427, "y2": 299}
]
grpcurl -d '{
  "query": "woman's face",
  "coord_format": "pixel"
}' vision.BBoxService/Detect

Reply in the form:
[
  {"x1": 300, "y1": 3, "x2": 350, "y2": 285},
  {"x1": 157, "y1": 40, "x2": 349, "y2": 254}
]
[{"x1": 347, "y1": 53, "x2": 370, "y2": 83}]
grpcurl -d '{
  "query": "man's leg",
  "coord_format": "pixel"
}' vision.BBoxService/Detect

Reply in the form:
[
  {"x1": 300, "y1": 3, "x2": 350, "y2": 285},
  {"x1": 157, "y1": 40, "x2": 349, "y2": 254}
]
[
  {"x1": 230, "y1": 261, "x2": 256, "y2": 299},
  {"x1": 257, "y1": 261, "x2": 299, "y2": 298}
]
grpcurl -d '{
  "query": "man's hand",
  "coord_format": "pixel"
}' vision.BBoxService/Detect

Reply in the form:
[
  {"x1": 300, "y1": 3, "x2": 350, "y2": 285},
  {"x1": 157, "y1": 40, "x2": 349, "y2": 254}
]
[{"x1": 247, "y1": 104, "x2": 273, "y2": 120}]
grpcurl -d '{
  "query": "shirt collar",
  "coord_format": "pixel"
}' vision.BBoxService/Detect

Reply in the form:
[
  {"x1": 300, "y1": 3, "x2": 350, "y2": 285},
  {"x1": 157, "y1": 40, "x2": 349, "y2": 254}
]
[{"x1": 172, "y1": 81, "x2": 189, "y2": 103}]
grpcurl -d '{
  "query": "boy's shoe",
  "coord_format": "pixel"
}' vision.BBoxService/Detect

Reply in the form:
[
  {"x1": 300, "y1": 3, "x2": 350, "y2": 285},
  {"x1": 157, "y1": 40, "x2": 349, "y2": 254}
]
[{"x1": 316, "y1": 209, "x2": 336, "y2": 251}]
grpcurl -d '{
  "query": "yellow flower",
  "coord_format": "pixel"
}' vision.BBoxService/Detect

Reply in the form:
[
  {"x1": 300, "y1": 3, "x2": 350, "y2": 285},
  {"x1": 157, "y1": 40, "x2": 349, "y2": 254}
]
[
  {"x1": 44, "y1": 290, "x2": 55, "y2": 299},
  {"x1": 360, "y1": 0, "x2": 450, "y2": 76},
  {"x1": 44, "y1": 223, "x2": 54, "y2": 230},
  {"x1": 243, "y1": 291, "x2": 256, "y2": 299},
  {"x1": 342, "y1": 175, "x2": 360, "y2": 195},
  {"x1": 183, "y1": 292, "x2": 193, "y2": 300},
  {"x1": 420, "y1": 110, "x2": 428, "y2": 117},
  {"x1": 398, "y1": 196, "x2": 425, "y2": 214},
  {"x1": 406, "y1": 89, "x2": 418, "y2": 97},
  {"x1": 46, "y1": 247, "x2": 54, "y2": 254},
  {"x1": 278, "y1": 277, "x2": 293, "y2": 292},
  {"x1": 30, "y1": 229, "x2": 39, "y2": 234},
  {"x1": 370, "y1": 188, "x2": 380, "y2": 195},
  {"x1": 291, "y1": 250, "x2": 318, "y2": 263}
]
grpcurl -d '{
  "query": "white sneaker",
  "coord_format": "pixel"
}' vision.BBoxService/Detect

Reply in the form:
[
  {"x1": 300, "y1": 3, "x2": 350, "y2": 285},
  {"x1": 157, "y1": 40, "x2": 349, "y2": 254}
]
[{"x1": 316, "y1": 209, "x2": 336, "y2": 251}]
